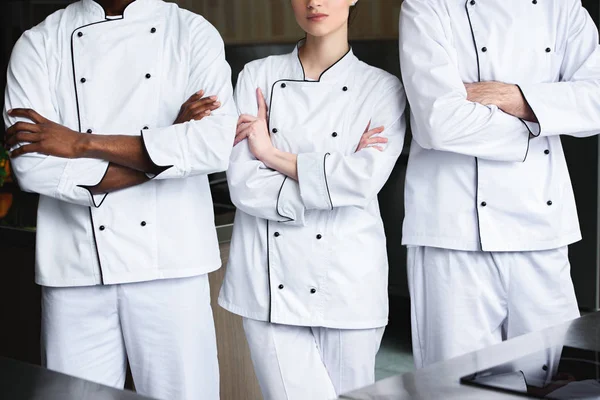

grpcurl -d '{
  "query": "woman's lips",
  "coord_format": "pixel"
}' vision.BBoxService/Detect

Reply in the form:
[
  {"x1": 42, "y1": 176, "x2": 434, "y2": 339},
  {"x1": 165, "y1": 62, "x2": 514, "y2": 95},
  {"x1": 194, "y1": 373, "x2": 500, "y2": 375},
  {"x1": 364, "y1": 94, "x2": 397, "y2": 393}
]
[{"x1": 307, "y1": 13, "x2": 329, "y2": 22}]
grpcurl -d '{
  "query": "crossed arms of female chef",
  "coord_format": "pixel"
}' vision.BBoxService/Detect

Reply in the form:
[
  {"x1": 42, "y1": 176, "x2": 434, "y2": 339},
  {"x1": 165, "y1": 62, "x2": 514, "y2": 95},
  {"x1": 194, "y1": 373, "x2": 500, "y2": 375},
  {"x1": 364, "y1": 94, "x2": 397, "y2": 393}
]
[
  {"x1": 232, "y1": 88, "x2": 387, "y2": 181},
  {"x1": 3, "y1": 91, "x2": 220, "y2": 194}
]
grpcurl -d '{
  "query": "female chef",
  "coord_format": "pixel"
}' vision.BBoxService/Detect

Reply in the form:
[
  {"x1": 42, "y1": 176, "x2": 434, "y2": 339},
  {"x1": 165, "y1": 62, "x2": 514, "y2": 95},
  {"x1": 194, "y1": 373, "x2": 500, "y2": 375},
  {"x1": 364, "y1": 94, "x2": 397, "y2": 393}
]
[{"x1": 217, "y1": 1, "x2": 407, "y2": 399}]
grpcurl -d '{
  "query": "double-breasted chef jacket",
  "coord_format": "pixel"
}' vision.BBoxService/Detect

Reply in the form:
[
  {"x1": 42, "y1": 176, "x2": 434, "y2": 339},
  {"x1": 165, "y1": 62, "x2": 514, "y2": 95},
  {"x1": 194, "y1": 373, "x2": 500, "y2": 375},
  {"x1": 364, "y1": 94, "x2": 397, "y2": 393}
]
[
  {"x1": 400, "y1": 0, "x2": 600, "y2": 252},
  {"x1": 218, "y1": 43, "x2": 407, "y2": 330},
  {"x1": 3, "y1": 0, "x2": 237, "y2": 287}
]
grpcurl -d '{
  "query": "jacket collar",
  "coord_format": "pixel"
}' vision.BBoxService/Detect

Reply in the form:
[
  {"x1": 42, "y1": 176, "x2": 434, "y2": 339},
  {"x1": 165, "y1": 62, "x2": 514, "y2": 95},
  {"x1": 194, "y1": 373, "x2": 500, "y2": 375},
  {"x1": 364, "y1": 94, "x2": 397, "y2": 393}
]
[
  {"x1": 291, "y1": 39, "x2": 357, "y2": 83},
  {"x1": 81, "y1": 0, "x2": 158, "y2": 20}
]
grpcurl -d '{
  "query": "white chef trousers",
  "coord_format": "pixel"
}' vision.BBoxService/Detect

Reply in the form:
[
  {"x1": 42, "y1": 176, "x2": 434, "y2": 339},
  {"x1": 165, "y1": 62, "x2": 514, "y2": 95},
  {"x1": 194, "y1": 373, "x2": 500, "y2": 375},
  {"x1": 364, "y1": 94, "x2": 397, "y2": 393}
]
[
  {"x1": 41, "y1": 274, "x2": 219, "y2": 400},
  {"x1": 242, "y1": 318, "x2": 385, "y2": 400},
  {"x1": 407, "y1": 246, "x2": 580, "y2": 369}
]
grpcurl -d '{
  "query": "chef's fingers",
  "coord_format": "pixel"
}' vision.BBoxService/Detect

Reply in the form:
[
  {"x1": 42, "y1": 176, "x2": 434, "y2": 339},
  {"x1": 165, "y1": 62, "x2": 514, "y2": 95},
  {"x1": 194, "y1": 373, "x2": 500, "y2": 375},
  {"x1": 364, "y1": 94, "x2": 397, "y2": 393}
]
[
  {"x1": 236, "y1": 120, "x2": 253, "y2": 129},
  {"x1": 189, "y1": 110, "x2": 211, "y2": 121},
  {"x1": 355, "y1": 142, "x2": 385, "y2": 153},
  {"x1": 179, "y1": 92, "x2": 209, "y2": 116},
  {"x1": 233, "y1": 129, "x2": 252, "y2": 146},
  {"x1": 187, "y1": 98, "x2": 220, "y2": 115},
  {"x1": 188, "y1": 95, "x2": 218, "y2": 107},
  {"x1": 365, "y1": 136, "x2": 388, "y2": 145},
  {"x1": 183, "y1": 96, "x2": 217, "y2": 116},
  {"x1": 4, "y1": 131, "x2": 40, "y2": 149},
  {"x1": 239, "y1": 124, "x2": 254, "y2": 138},
  {"x1": 184, "y1": 90, "x2": 205, "y2": 105},
  {"x1": 233, "y1": 136, "x2": 246, "y2": 146},
  {"x1": 236, "y1": 121, "x2": 254, "y2": 135},
  {"x1": 9, "y1": 143, "x2": 38, "y2": 158},
  {"x1": 363, "y1": 126, "x2": 385, "y2": 138},
  {"x1": 257, "y1": 88, "x2": 268, "y2": 121},
  {"x1": 8, "y1": 108, "x2": 47, "y2": 124},
  {"x1": 355, "y1": 134, "x2": 387, "y2": 153},
  {"x1": 238, "y1": 114, "x2": 258, "y2": 125},
  {"x1": 6, "y1": 121, "x2": 41, "y2": 137}
]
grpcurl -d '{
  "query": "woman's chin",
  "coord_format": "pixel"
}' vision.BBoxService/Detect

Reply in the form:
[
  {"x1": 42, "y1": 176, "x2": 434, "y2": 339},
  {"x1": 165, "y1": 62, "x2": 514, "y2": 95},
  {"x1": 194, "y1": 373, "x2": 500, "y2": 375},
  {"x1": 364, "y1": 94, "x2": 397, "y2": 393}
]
[{"x1": 303, "y1": 27, "x2": 335, "y2": 38}]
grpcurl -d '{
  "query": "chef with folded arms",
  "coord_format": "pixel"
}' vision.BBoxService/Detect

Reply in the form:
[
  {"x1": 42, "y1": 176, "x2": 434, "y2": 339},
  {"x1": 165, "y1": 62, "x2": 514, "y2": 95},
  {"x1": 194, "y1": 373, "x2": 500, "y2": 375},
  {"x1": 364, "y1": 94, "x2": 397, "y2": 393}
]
[
  {"x1": 3, "y1": 0, "x2": 236, "y2": 398},
  {"x1": 399, "y1": 0, "x2": 600, "y2": 368},
  {"x1": 217, "y1": 1, "x2": 407, "y2": 398}
]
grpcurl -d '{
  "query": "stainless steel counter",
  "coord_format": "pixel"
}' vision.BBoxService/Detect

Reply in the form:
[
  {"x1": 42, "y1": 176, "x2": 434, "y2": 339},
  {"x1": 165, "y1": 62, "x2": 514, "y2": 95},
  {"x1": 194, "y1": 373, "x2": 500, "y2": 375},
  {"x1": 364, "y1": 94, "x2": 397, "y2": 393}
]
[
  {"x1": 0, "y1": 357, "x2": 154, "y2": 400},
  {"x1": 342, "y1": 312, "x2": 600, "y2": 400}
]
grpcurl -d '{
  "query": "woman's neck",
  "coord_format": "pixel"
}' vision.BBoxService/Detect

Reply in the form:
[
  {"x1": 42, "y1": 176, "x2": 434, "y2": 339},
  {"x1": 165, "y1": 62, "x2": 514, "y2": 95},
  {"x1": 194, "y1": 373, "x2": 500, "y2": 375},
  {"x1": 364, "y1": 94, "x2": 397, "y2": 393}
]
[
  {"x1": 96, "y1": 0, "x2": 136, "y2": 16},
  {"x1": 299, "y1": 26, "x2": 350, "y2": 80}
]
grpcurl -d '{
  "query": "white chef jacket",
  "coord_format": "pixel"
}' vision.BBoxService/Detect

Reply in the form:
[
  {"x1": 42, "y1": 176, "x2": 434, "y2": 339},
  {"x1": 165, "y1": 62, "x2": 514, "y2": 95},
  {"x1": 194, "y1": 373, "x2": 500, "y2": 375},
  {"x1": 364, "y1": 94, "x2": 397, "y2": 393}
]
[
  {"x1": 400, "y1": 0, "x2": 600, "y2": 252},
  {"x1": 3, "y1": 0, "x2": 237, "y2": 287},
  {"x1": 218, "y1": 43, "x2": 407, "y2": 329}
]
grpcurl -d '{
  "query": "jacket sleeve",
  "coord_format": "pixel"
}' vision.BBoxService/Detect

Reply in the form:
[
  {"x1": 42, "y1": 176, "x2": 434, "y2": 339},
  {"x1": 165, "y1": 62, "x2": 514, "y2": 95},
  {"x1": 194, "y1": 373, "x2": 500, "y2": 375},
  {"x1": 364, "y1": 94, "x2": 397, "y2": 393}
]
[
  {"x1": 3, "y1": 29, "x2": 110, "y2": 207},
  {"x1": 399, "y1": 0, "x2": 531, "y2": 162},
  {"x1": 518, "y1": 0, "x2": 600, "y2": 138},
  {"x1": 227, "y1": 65, "x2": 307, "y2": 226},
  {"x1": 296, "y1": 80, "x2": 406, "y2": 211},
  {"x1": 141, "y1": 17, "x2": 237, "y2": 179}
]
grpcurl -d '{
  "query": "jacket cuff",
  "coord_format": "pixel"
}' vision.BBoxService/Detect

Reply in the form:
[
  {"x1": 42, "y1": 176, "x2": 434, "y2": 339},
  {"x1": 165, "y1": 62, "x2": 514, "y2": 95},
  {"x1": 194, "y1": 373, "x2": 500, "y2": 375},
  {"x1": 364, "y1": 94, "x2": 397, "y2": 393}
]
[
  {"x1": 297, "y1": 152, "x2": 333, "y2": 211},
  {"x1": 141, "y1": 127, "x2": 184, "y2": 179},
  {"x1": 276, "y1": 176, "x2": 306, "y2": 226},
  {"x1": 517, "y1": 83, "x2": 546, "y2": 137},
  {"x1": 61, "y1": 158, "x2": 110, "y2": 208}
]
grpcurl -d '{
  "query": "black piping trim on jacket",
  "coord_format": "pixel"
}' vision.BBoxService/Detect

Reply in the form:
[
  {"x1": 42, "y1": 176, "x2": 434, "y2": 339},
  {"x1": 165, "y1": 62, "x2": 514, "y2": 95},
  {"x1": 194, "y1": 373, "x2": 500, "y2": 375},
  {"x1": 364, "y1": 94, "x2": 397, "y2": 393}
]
[
  {"x1": 515, "y1": 85, "x2": 542, "y2": 137},
  {"x1": 323, "y1": 153, "x2": 333, "y2": 210},
  {"x1": 516, "y1": 85, "x2": 542, "y2": 163},
  {"x1": 266, "y1": 44, "x2": 352, "y2": 215},
  {"x1": 295, "y1": 38, "x2": 352, "y2": 82},
  {"x1": 465, "y1": 0, "x2": 484, "y2": 251},
  {"x1": 70, "y1": 15, "x2": 124, "y2": 284},
  {"x1": 263, "y1": 45, "x2": 351, "y2": 317},
  {"x1": 88, "y1": 208, "x2": 105, "y2": 284},
  {"x1": 465, "y1": 1, "x2": 481, "y2": 83},
  {"x1": 266, "y1": 220, "x2": 272, "y2": 322},
  {"x1": 519, "y1": 119, "x2": 533, "y2": 162},
  {"x1": 70, "y1": 18, "x2": 124, "y2": 132},
  {"x1": 76, "y1": 161, "x2": 111, "y2": 208},
  {"x1": 276, "y1": 176, "x2": 294, "y2": 223}
]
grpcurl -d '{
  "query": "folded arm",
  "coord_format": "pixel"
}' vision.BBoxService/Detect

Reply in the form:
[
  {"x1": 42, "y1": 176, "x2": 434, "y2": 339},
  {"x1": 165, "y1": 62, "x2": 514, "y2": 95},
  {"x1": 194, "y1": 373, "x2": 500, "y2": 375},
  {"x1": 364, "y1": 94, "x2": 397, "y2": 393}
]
[
  {"x1": 464, "y1": 82, "x2": 537, "y2": 122},
  {"x1": 3, "y1": 29, "x2": 112, "y2": 207},
  {"x1": 518, "y1": 0, "x2": 600, "y2": 138},
  {"x1": 399, "y1": 0, "x2": 532, "y2": 162},
  {"x1": 228, "y1": 65, "x2": 406, "y2": 224}
]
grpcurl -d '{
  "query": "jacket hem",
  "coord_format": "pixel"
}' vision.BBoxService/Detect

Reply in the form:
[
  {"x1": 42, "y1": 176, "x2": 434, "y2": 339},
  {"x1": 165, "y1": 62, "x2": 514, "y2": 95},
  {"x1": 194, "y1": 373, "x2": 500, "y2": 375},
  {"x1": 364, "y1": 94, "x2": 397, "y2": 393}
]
[
  {"x1": 402, "y1": 231, "x2": 582, "y2": 253},
  {"x1": 36, "y1": 262, "x2": 221, "y2": 288},
  {"x1": 218, "y1": 297, "x2": 388, "y2": 330}
]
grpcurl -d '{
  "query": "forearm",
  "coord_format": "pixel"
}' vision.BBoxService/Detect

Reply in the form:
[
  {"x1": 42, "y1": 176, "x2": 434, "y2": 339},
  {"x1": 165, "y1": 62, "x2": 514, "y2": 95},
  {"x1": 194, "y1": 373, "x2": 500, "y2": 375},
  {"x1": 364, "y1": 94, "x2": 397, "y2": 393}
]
[
  {"x1": 465, "y1": 82, "x2": 538, "y2": 122},
  {"x1": 82, "y1": 134, "x2": 164, "y2": 174},
  {"x1": 498, "y1": 85, "x2": 538, "y2": 122},
  {"x1": 261, "y1": 148, "x2": 298, "y2": 181},
  {"x1": 85, "y1": 163, "x2": 149, "y2": 195}
]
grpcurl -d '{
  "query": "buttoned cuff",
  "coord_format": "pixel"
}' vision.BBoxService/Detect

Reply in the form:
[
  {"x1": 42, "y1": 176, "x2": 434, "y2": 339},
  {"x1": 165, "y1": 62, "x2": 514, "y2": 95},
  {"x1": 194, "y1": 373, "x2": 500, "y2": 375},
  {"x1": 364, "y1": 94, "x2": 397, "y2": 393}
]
[
  {"x1": 276, "y1": 176, "x2": 306, "y2": 226},
  {"x1": 141, "y1": 126, "x2": 184, "y2": 180},
  {"x1": 297, "y1": 152, "x2": 333, "y2": 211},
  {"x1": 62, "y1": 158, "x2": 110, "y2": 208}
]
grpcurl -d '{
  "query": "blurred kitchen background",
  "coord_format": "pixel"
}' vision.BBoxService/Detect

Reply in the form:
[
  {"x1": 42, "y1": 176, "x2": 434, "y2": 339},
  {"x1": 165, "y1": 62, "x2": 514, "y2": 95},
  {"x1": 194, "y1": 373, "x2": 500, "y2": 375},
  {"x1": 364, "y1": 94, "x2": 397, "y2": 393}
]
[{"x1": 0, "y1": 1, "x2": 598, "y2": 399}]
